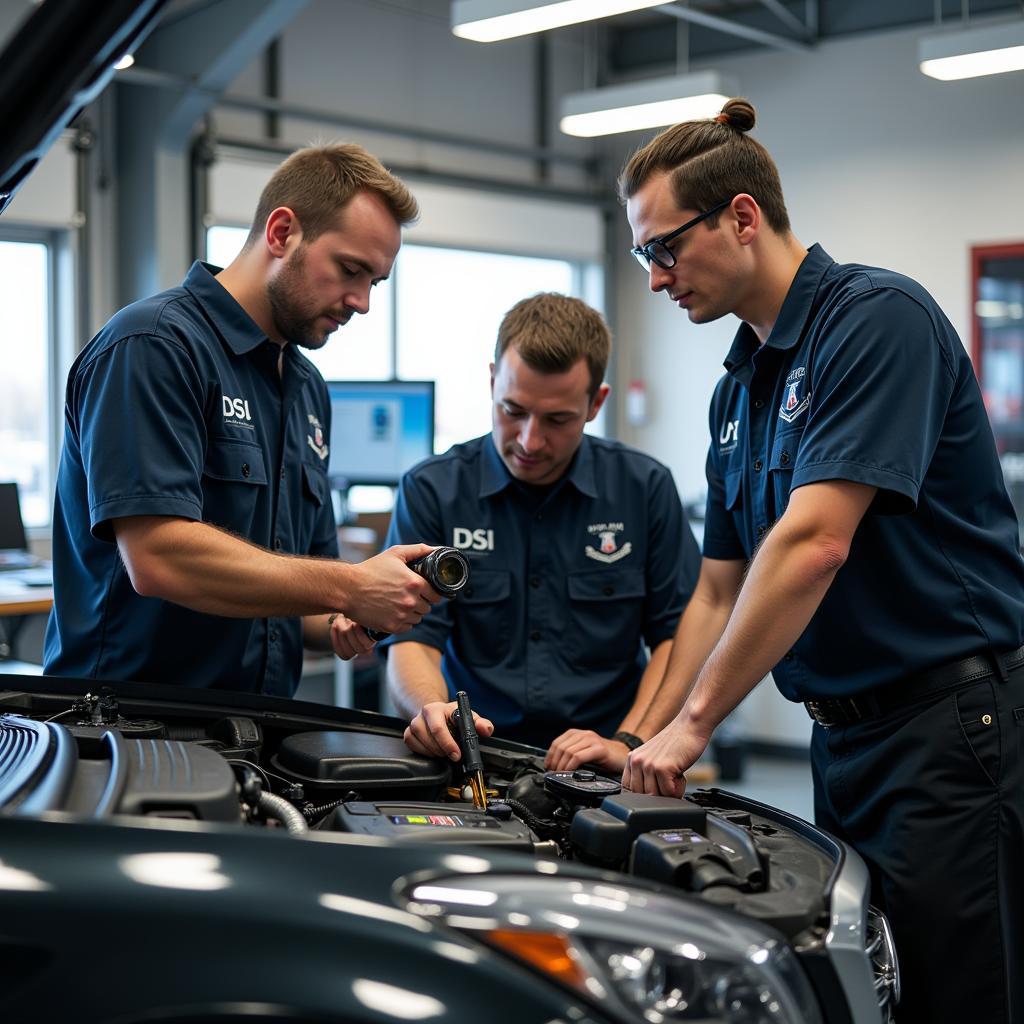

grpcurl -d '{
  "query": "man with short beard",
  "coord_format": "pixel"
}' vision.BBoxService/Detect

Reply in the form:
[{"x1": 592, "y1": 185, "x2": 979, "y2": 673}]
[{"x1": 44, "y1": 144, "x2": 441, "y2": 696}]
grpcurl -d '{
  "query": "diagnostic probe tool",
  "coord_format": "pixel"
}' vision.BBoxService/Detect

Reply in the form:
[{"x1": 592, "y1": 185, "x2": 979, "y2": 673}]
[{"x1": 451, "y1": 689, "x2": 488, "y2": 810}]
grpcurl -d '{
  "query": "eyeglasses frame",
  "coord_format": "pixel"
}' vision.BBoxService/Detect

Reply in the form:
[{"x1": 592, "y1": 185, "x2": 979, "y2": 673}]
[{"x1": 631, "y1": 198, "x2": 733, "y2": 271}]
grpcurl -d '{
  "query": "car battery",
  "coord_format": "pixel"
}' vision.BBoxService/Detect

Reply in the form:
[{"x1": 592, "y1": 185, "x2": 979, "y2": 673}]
[{"x1": 325, "y1": 800, "x2": 536, "y2": 851}]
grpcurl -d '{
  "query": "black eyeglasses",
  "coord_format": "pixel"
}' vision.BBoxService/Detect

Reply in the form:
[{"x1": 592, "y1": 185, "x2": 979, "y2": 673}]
[{"x1": 631, "y1": 199, "x2": 732, "y2": 272}]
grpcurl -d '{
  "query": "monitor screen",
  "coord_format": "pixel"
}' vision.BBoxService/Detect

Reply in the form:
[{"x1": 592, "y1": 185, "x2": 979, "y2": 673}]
[
  {"x1": 325, "y1": 380, "x2": 435, "y2": 487},
  {"x1": 0, "y1": 481, "x2": 28, "y2": 551}
]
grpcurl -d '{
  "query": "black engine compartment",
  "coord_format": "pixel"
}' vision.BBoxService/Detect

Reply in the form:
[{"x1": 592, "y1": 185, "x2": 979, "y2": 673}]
[{"x1": 0, "y1": 683, "x2": 837, "y2": 951}]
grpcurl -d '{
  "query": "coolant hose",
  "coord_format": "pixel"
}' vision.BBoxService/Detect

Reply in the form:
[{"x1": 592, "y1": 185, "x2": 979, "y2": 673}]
[{"x1": 258, "y1": 790, "x2": 308, "y2": 834}]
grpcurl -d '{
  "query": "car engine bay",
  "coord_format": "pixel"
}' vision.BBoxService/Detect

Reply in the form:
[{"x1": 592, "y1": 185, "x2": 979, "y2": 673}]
[{"x1": 0, "y1": 681, "x2": 898, "y2": 1023}]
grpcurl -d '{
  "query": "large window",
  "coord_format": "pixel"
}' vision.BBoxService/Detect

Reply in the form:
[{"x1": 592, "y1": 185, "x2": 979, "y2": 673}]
[
  {"x1": 205, "y1": 227, "x2": 600, "y2": 456},
  {"x1": 0, "y1": 236, "x2": 53, "y2": 527},
  {"x1": 394, "y1": 245, "x2": 577, "y2": 453},
  {"x1": 206, "y1": 225, "x2": 393, "y2": 380}
]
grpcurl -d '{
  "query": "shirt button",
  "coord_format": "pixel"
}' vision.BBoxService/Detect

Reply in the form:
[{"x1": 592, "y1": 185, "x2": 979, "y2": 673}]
[
  {"x1": 241, "y1": 463, "x2": 251, "y2": 478},
  {"x1": 268, "y1": 631, "x2": 278, "y2": 643},
  {"x1": 754, "y1": 399, "x2": 764, "y2": 409},
  {"x1": 530, "y1": 630, "x2": 541, "y2": 642},
  {"x1": 757, "y1": 524, "x2": 767, "y2": 538},
  {"x1": 780, "y1": 451, "x2": 791, "y2": 466},
  {"x1": 280, "y1": 467, "x2": 286, "y2": 480},
  {"x1": 529, "y1": 576, "x2": 540, "y2": 588},
  {"x1": 274, "y1": 537, "x2": 283, "y2": 551},
  {"x1": 784, "y1": 651, "x2": 794, "y2": 661},
  {"x1": 753, "y1": 459, "x2": 763, "y2": 472}
]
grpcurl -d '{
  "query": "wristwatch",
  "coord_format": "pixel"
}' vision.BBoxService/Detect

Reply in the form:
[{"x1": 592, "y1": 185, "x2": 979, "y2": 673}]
[{"x1": 611, "y1": 730, "x2": 644, "y2": 751}]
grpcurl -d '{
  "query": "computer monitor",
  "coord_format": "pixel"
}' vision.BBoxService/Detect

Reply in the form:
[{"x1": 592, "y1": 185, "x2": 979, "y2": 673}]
[
  {"x1": 0, "y1": 482, "x2": 29, "y2": 553},
  {"x1": 325, "y1": 380, "x2": 435, "y2": 487}
]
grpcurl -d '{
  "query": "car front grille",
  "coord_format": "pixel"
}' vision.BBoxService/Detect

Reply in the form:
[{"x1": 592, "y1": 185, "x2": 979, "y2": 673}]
[{"x1": 865, "y1": 905, "x2": 900, "y2": 1022}]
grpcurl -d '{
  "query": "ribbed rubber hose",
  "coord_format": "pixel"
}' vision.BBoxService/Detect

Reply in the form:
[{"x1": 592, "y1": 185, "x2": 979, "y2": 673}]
[{"x1": 258, "y1": 790, "x2": 308, "y2": 834}]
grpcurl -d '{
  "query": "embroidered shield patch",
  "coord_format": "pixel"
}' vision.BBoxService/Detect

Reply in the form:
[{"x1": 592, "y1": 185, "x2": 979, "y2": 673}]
[{"x1": 779, "y1": 367, "x2": 810, "y2": 424}]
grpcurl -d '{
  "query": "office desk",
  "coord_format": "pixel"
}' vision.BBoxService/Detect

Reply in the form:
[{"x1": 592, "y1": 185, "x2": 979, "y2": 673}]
[
  {"x1": 0, "y1": 583, "x2": 54, "y2": 617},
  {"x1": 0, "y1": 578, "x2": 53, "y2": 661}
]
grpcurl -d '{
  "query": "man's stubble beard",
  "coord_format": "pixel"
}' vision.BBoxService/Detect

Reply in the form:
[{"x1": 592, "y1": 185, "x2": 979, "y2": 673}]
[{"x1": 267, "y1": 248, "x2": 331, "y2": 350}]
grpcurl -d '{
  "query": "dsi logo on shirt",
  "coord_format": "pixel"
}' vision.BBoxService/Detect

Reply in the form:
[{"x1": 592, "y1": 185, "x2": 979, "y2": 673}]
[
  {"x1": 453, "y1": 527, "x2": 494, "y2": 551},
  {"x1": 222, "y1": 395, "x2": 253, "y2": 426}
]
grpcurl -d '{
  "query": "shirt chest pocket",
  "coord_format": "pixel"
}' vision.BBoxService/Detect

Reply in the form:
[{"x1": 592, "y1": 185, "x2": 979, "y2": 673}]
[
  {"x1": 769, "y1": 431, "x2": 800, "y2": 519},
  {"x1": 202, "y1": 440, "x2": 267, "y2": 535},
  {"x1": 566, "y1": 568, "x2": 646, "y2": 671},
  {"x1": 453, "y1": 569, "x2": 512, "y2": 668}
]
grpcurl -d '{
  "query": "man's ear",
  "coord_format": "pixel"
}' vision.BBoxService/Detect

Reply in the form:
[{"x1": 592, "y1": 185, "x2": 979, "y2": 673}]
[
  {"x1": 489, "y1": 361, "x2": 496, "y2": 395},
  {"x1": 731, "y1": 194, "x2": 760, "y2": 246},
  {"x1": 586, "y1": 383, "x2": 611, "y2": 422},
  {"x1": 265, "y1": 207, "x2": 301, "y2": 258}
]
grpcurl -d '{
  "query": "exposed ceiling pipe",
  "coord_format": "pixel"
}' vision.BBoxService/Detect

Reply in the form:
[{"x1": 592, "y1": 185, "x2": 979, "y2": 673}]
[
  {"x1": 756, "y1": 0, "x2": 814, "y2": 39},
  {"x1": 655, "y1": 2, "x2": 812, "y2": 52}
]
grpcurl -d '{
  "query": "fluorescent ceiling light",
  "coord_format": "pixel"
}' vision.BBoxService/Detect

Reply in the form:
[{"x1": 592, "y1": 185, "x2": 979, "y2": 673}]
[
  {"x1": 452, "y1": 0, "x2": 666, "y2": 43},
  {"x1": 919, "y1": 19, "x2": 1024, "y2": 80},
  {"x1": 559, "y1": 71, "x2": 738, "y2": 138}
]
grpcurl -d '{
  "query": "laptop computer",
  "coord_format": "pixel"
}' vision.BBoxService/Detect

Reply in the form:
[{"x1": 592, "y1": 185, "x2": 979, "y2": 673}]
[{"x1": 0, "y1": 481, "x2": 45, "y2": 572}]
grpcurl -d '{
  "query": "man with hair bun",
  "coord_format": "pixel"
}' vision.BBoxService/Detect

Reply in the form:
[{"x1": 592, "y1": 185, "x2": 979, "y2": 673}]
[
  {"x1": 618, "y1": 97, "x2": 1023, "y2": 1022},
  {"x1": 349, "y1": 292, "x2": 700, "y2": 771},
  {"x1": 46, "y1": 142, "x2": 442, "y2": 694}
]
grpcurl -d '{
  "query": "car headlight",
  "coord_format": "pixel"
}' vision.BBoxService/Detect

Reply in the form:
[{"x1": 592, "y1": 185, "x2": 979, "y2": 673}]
[{"x1": 403, "y1": 872, "x2": 822, "y2": 1024}]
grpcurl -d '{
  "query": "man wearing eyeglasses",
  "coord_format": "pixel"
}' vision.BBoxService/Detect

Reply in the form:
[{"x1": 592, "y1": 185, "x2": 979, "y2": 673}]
[{"x1": 617, "y1": 98, "x2": 1024, "y2": 1023}]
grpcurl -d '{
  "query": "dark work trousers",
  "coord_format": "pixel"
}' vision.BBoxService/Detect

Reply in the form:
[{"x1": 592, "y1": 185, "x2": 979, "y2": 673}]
[{"x1": 810, "y1": 664, "x2": 1024, "y2": 1024}]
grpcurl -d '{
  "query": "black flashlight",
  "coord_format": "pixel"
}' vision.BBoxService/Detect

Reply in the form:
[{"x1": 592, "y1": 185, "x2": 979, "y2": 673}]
[{"x1": 364, "y1": 546, "x2": 470, "y2": 642}]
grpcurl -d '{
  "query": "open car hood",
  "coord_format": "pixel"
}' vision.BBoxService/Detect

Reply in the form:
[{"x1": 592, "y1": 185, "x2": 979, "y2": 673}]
[{"x1": 0, "y1": 0, "x2": 167, "y2": 215}]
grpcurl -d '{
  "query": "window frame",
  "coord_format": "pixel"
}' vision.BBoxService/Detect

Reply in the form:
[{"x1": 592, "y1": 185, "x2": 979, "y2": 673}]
[{"x1": 0, "y1": 223, "x2": 69, "y2": 533}]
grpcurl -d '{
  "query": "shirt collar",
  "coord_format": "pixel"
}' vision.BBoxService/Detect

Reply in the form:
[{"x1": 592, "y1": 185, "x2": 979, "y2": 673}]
[
  {"x1": 478, "y1": 433, "x2": 599, "y2": 499},
  {"x1": 183, "y1": 261, "x2": 268, "y2": 356},
  {"x1": 723, "y1": 243, "x2": 835, "y2": 374}
]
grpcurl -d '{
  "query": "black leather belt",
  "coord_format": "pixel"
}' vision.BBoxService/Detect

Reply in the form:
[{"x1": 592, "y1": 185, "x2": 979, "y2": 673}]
[{"x1": 804, "y1": 643, "x2": 1024, "y2": 729}]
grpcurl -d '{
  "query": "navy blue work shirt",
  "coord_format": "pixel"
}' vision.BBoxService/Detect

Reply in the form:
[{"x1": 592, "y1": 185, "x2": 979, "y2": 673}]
[
  {"x1": 379, "y1": 433, "x2": 700, "y2": 747},
  {"x1": 44, "y1": 261, "x2": 339, "y2": 695},
  {"x1": 703, "y1": 244, "x2": 1024, "y2": 700}
]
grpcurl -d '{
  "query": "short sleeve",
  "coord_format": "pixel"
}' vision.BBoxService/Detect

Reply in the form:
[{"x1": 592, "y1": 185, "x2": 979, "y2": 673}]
[
  {"x1": 791, "y1": 289, "x2": 955, "y2": 514},
  {"x1": 71, "y1": 335, "x2": 208, "y2": 541},
  {"x1": 377, "y1": 469, "x2": 453, "y2": 653}
]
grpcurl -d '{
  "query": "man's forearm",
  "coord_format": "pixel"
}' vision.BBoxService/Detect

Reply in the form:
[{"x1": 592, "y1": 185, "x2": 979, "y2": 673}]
[
  {"x1": 116, "y1": 516, "x2": 358, "y2": 618},
  {"x1": 680, "y1": 522, "x2": 849, "y2": 740},
  {"x1": 302, "y1": 613, "x2": 333, "y2": 651},
  {"x1": 386, "y1": 641, "x2": 448, "y2": 720},
  {"x1": 636, "y1": 593, "x2": 735, "y2": 737},
  {"x1": 617, "y1": 639, "x2": 672, "y2": 736}
]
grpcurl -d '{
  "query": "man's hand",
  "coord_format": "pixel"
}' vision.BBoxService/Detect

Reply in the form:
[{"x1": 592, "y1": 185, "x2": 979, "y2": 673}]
[
  {"x1": 326, "y1": 612, "x2": 376, "y2": 660},
  {"x1": 621, "y1": 718, "x2": 711, "y2": 798},
  {"x1": 403, "y1": 700, "x2": 494, "y2": 761},
  {"x1": 345, "y1": 544, "x2": 441, "y2": 634},
  {"x1": 545, "y1": 729, "x2": 629, "y2": 774}
]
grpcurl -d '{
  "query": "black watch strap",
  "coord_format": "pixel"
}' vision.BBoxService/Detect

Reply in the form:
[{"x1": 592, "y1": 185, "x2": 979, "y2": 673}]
[{"x1": 612, "y1": 730, "x2": 644, "y2": 751}]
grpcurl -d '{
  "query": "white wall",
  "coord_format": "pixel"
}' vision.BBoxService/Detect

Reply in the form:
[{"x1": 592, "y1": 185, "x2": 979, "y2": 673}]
[
  {"x1": 607, "y1": 21, "x2": 1024, "y2": 745},
  {"x1": 216, "y1": 0, "x2": 596, "y2": 190}
]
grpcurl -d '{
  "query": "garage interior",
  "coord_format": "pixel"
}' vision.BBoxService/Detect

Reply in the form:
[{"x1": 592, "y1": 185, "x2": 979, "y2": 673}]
[{"x1": 1, "y1": 0, "x2": 1022, "y2": 827}]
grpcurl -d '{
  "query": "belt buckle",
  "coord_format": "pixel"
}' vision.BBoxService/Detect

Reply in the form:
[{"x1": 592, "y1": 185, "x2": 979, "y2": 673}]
[
  {"x1": 805, "y1": 699, "x2": 838, "y2": 728},
  {"x1": 806, "y1": 696, "x2": 865, "y2": 728}
]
